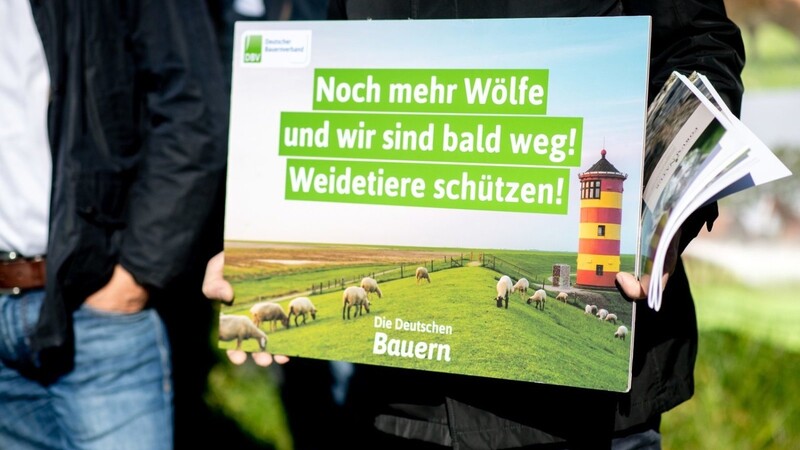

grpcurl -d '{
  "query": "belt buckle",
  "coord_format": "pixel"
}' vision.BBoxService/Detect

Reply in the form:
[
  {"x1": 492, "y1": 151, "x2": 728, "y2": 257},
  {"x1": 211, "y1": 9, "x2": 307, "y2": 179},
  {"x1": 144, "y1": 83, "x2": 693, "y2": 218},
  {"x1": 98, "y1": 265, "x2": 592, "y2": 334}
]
[
  {"x1": 0, "y1": 252, "x2": 45, "y2": 263},
  {"x1": 0, "y1": 251, "x2": 43, "y2": 262},
  {"x1": 0, "y1": 251, "x2": 22, "y2": 262}
]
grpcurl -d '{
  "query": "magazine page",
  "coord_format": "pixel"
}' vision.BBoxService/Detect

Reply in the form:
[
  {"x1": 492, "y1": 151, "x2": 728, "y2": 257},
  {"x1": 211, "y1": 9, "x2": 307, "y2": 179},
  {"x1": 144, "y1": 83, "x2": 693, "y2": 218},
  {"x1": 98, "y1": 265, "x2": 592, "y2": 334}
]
[
  {"x1": 663, "y1": 74, "x2": 769, "y2": 217},
  {"x1": 222, "y1": 17, "x2": 651, "y2": 392},
  {"x1": 691, "y1": 72, "x2": 792, "y2": 198}
]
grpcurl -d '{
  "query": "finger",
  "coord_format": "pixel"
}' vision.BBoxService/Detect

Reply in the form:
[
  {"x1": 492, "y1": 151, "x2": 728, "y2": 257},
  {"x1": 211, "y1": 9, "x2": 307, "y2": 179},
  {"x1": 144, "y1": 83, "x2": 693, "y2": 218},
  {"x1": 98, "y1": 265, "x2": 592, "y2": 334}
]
[
  {"x1": 273, "y1": 354, "x2": 290, "y2": 365},
  {"x1": 251, "y1": 352, "x2": 274, "y2": 367},
  {"x1": 226, "y1": 349, "x2": 247, "y2": 365},
  {"x1": 203, "y1": 252, "x2": 235, "y2": 304},
  {"x1": 205, "y1": 280, "x2": 235, "y2": 306}
]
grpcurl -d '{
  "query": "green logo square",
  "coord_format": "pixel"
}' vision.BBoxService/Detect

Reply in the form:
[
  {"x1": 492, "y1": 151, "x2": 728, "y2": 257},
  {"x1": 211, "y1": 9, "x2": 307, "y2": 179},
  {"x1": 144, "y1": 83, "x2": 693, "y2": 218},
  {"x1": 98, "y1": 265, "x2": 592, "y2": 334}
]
[{"x1": 244, "y1": 34, "x2": 262, "y2": 64}]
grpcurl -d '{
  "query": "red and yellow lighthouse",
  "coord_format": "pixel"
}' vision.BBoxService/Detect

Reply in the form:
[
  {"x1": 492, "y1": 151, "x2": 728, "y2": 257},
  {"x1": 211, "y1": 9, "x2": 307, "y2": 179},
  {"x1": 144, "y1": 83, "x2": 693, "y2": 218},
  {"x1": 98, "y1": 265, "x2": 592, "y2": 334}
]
[{"x1": 576, "y1": 149, "x2": 627, "y2": 288}]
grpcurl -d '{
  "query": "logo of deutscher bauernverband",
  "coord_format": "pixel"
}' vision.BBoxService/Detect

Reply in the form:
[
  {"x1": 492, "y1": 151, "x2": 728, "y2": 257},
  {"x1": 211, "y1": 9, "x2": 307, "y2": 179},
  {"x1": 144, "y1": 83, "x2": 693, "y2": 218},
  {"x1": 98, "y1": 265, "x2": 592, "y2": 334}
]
[{"x1": 243, "y1": 34, "x2": 262, "y2": 64}]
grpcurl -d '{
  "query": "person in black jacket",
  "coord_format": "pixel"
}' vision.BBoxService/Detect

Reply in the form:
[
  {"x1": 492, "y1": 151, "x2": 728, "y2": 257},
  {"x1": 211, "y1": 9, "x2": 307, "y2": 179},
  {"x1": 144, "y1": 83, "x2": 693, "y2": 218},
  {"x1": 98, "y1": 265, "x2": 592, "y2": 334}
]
[
  {"x1": 311, "y1": 1, "x2": 744, "y2": 449},
  {"x1": 201, "y1": 0, "x2": 744, "y2": 447},
  {"x1": 0, "y1": 1, "x2": 229, "y2": 449}
]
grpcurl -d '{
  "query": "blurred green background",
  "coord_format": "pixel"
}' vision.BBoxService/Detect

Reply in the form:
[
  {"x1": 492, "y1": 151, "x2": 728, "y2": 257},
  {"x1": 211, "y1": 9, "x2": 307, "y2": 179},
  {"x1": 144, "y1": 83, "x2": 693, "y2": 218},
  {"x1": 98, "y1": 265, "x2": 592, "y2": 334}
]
[
  {"x1": 660, "y1": 16, "x2": 800, "y2": 449},
  {"x1": 206, "y1": 9, "x2": 800, "y2": 450}
]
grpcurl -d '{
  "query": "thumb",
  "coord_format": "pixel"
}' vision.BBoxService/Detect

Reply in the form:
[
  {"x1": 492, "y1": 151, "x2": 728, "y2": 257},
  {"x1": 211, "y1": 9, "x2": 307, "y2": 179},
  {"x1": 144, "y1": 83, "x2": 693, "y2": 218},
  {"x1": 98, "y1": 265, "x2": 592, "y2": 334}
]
[
  {"x1": 615, "y1": 272, "x2": 647, "y2": 302},
  {"x1": 203, "y1": 251, "x2": 234, "y2": 305}
]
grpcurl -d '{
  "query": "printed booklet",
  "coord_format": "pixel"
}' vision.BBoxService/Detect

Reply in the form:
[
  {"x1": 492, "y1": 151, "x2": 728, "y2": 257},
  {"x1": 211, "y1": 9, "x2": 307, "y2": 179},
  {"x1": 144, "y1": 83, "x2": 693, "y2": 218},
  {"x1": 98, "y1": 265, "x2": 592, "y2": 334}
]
[
  {"x1": 221, "y1": 17, "x2": 789, "y2": 392},
  {"x1": 639, "y1": 71, "x2": 791, "y2": 310}
]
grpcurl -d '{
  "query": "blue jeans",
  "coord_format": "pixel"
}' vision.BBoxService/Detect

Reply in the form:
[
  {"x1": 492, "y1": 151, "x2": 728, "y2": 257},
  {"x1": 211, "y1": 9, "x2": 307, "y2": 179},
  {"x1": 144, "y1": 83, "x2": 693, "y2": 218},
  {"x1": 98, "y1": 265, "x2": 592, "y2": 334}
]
[
  {"x1": 611, "y1": 429, "x2": 662, "y2": 450},
  {"x1": 0, "y1": 290, "x2": 173, "y2": 450}
]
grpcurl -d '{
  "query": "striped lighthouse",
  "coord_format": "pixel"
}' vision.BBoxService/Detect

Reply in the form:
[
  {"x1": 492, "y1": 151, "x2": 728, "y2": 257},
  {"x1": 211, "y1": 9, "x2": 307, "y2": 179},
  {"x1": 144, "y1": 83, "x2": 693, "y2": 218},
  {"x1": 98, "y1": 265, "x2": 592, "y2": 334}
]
[{"x1": 576, "y1": 149, "x2": 627, "y2": 288}]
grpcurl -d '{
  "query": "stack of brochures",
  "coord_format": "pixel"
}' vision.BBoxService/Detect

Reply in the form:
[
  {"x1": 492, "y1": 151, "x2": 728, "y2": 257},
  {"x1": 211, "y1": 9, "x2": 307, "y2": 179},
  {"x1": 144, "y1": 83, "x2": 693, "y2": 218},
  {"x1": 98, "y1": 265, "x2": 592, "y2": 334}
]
[{"x1": 640, "y1": 71, "x2": 791, "y2": 311}]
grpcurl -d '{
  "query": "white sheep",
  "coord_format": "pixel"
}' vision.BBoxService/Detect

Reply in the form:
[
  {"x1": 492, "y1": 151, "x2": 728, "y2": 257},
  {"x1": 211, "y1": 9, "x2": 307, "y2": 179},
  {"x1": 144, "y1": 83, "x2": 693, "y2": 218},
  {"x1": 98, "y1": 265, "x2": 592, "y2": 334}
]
[
  {"x1": 584, "y1": 304, "x2": 598, "y2": 315},
  {"x1": 604, "y1": 313, "x2": 618, "y2": 324},
  {"x1": 249, "y1": 301, "x2": 289, "y2": 332},
  {"x1": 287, "y1": 297, "x2": 317, "y2": 327},
  {"x1": 342, "y1": 286, "x2": 371, "y2": 319},
  {"x1": 495, "y1": 275, "x2": 513, "y2": 309},
  {"x1": 556, "y1": 292, "x2": 569, "y2": 303},
  {"x1": 360, "y1": 276, "x2": 383, "y2": 299},
  {"x1": 218, "y1": 314, "x2": 268, "y2": 351},
  {"x1": 415, "y1": 267, "x2": 431, "y2": 284},
  {"x1": 614, "y1": 325, "x2": 629, "y2": 341},
  {"x1": 597, "y1": 308, "x2": 609, "y2": 320},
  {"x1": 527, "y1": 289, "x2": 547, "y2": 310},
  {"x1": 512, "y1": 278, "x2": 529, "y2": 298}
]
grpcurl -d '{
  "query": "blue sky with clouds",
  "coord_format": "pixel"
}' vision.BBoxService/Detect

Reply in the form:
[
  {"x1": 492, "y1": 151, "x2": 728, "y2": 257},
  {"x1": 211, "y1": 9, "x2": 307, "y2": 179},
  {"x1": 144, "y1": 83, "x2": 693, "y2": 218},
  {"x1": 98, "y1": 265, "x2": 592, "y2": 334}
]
[{"x1": 226, "y1": 17, "x2": 650, "y2": 254}]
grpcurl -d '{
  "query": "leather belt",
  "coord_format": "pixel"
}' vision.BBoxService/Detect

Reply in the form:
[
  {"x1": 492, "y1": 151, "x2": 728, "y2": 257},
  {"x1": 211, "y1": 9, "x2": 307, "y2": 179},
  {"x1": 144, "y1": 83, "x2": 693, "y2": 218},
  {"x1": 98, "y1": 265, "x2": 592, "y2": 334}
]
[{"x1": 0, "y1": 252, "x2": 46, "y2": 295}]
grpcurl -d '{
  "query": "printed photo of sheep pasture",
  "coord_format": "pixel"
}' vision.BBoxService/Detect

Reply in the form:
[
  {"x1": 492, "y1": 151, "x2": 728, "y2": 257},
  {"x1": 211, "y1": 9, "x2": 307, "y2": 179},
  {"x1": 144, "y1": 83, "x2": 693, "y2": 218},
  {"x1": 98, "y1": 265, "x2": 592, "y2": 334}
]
[{"x1": 219, "y1": 242, "x2": 635, "y2": 392}]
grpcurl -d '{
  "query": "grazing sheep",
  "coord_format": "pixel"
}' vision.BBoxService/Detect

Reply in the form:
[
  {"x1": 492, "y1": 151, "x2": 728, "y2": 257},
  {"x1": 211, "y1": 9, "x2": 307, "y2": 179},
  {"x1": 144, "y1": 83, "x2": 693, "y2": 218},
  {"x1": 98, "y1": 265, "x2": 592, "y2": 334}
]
[
  {"x1": 604, "y1": 313, "x2": 618, "y2": 324},
  {"x1": 342, "y1": 286, "x2": 371, "y2": 320},
  {"x1": 597, "y1": 309, "x2": 609, "y2": 320},
  {"x1": 614, "y1": 325, "x2": 629, "y2": 341},
  {"x1": 556, "y1": 292, "x2": 569, "y2": 303},
  {"x1": 495, "y1": 275, "x2": 513, "y2": 309},
  {"x1": 512, "y1": 278, "x2": 529, "y2": 298},
  {"x1": 360, "y1": 277, "x2": 383, "y2": 299},
  {"x1": 249, "y1": 301, "x2": 290, "y2": 332},
  {"x1": 287, "y1": 297, "x2": 317, "y2": 327},
  {"x1": 415, "y1": 267, "x2": 431, "y2": 284},
  {"x1": 584, "y1": 304, "x2": 598, "y2": 315},
  {"x1": 218, "y1": 314, "x2": 268, "y2": 351},
  {"x1": 527, "y1": 289, "x2": 547, "y2": 310}
]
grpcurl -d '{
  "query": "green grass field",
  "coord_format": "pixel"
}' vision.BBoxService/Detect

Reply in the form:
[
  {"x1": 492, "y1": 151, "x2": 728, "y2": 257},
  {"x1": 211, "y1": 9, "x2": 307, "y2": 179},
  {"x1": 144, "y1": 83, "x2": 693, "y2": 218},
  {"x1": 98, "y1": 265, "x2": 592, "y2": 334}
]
[
  {"x1": 661, "y1": 257, "x2": 800, "y2": 450},
  {"x1": 741, "y1": 24, "x2": 800, "y2": 90},
  {"x1": 220, "y1": 259, "x2": 632, "y2": 390},
  {"x1": 208, "y1": 255, "x2": 800, "y2": 450}
]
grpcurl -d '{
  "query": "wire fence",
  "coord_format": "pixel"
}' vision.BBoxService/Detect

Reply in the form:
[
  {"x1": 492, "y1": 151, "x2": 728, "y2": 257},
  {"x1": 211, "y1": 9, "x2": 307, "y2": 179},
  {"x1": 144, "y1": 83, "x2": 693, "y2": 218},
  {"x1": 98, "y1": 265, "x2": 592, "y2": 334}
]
[
  {"x1": 308, "y1": 254, "x2": 473, "y2": 295},
  {"x1": 480, "y1": 253, "x2": 547, "y2": 287}
]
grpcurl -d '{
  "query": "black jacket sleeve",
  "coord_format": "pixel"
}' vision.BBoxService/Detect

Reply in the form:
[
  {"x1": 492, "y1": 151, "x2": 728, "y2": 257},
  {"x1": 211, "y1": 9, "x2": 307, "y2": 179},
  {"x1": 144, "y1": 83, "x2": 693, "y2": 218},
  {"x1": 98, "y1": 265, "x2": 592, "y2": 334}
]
[
  {"x1": 119, "y1": 0, "x2": 229, "y2": 290},
  {"x1": 623, "y1": 0, "x2": 745, "y2": 114},
  {"x1": 623, "y1": 0, "x2": 745, "y2": 246}
]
